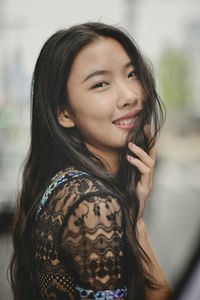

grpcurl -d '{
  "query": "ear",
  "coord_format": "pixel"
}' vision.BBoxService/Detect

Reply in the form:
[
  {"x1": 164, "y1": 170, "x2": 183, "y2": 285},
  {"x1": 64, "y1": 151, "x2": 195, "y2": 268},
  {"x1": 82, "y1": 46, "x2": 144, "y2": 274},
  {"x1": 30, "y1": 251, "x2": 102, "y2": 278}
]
[{"x1": 57, "y1": 110, "x2": 75, "y2": 128}]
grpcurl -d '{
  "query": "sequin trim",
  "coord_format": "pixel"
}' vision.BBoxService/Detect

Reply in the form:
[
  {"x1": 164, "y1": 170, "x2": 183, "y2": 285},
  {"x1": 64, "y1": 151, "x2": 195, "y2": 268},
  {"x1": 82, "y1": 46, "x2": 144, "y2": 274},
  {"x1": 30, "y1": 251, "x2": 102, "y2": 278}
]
[
  {"x1": 75, "y1": 285, "x2": 127, "y2": 299},
  {"x1": 36, "y1": 170, "x2": 89, "y2": 219}
]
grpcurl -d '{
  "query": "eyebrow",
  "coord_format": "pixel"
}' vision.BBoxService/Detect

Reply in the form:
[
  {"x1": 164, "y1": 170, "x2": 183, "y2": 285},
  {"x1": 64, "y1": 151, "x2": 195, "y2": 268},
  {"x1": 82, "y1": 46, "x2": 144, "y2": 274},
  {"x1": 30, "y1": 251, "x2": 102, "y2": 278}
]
[
  {"x1": 81, "y1": 70, "x2": 110, "y2": 84},
  {"x1": 81, "y1": 61, "x2": 134, "y2": 84},
  {"x1": 125, "y1": 61, "x2": 134, "y2": 69}
]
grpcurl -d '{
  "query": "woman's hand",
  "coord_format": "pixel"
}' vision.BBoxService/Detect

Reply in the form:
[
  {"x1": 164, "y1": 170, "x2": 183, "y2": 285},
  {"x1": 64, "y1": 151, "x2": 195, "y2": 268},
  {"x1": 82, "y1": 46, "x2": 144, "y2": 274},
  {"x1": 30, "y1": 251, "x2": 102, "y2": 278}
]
[{"x1": 126, "y1": 125, "x2": 157, "y2": 215}]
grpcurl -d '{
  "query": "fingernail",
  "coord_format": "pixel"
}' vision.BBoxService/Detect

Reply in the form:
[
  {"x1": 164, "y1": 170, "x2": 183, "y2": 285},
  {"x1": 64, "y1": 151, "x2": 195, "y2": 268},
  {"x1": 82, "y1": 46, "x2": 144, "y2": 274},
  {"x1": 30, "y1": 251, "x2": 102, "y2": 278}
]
[
  {"x1": 126, "y1": 154, "x2": 134, "y2": 162},
  {"x1": 128, "y1": 142, "x2": 134, "y2": 148}
]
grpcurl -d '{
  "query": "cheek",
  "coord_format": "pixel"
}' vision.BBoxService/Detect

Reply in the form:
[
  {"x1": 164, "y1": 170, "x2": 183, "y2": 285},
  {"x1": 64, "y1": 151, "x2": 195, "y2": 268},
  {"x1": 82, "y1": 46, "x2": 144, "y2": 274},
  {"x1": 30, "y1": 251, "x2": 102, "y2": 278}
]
[{"x1": 74, "y1": 97, "x2": 113, "y2": 122}]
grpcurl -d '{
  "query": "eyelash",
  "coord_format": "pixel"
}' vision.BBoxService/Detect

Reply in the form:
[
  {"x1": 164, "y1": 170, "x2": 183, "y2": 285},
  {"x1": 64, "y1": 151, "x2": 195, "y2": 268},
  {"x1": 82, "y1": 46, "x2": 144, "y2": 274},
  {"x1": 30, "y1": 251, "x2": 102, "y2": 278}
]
[
  {"x1": 128, "y1": 70, "x2": 138, "y2": 78},
  {"x1": 92, "y1": 82, "x2": 108, "y2": 89},
  {"x1": 91, "y1": 70, "x2": 138, "y2": 89}
]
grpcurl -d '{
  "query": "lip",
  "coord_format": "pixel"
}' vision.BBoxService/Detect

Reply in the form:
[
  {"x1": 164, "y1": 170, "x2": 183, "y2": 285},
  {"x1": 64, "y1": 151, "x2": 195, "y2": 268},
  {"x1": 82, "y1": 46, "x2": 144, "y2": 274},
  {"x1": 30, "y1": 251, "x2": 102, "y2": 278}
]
[{"x1": 112, "y1": 110, "x2": 141, "y2": 123}]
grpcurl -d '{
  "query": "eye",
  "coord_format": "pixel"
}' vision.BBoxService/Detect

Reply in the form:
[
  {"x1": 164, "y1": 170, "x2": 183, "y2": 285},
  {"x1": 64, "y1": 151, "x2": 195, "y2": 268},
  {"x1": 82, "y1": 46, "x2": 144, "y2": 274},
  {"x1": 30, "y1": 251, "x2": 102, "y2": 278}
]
[
  {"x1": 92, "y1": 82, "x2": 108, "y2": 89},
  {"x1": 128, "y1": 70, "x2": 137, "y2": 78}
]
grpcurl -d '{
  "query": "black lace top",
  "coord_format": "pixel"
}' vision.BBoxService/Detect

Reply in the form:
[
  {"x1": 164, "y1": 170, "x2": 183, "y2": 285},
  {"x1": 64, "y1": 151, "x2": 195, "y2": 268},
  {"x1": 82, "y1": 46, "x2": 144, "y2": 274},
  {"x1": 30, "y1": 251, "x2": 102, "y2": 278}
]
[{"x1": 33, "y1": 166, "x2": 127, "y2": 300}]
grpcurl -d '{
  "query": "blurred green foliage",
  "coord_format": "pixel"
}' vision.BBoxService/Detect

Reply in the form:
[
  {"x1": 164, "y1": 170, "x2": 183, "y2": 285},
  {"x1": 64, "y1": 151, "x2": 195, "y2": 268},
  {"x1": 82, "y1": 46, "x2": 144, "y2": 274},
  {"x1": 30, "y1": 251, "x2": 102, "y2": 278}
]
[
  {"x1": 158, "y1": 47, "x2": 191, "y2": 108},
  {"x1": 0, "y1": 108, "x2": 15, "y2": 129}
]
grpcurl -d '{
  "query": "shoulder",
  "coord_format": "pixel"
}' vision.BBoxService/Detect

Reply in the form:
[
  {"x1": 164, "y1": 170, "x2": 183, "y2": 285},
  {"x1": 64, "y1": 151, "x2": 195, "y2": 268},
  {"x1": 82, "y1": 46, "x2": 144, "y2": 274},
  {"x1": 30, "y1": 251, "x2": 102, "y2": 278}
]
[
  {"x1": 36, "y1": 166, "x2": 121, "y2": 221},
  {"x1": 55, "y1": 166, "x2": 122, "y2": 213},
  {"x1": 63, "y1": 192, "x2": 123, "y2": 233},
  {"x1": 56, "y1": 165, "x2": 110, "y2": 196}
]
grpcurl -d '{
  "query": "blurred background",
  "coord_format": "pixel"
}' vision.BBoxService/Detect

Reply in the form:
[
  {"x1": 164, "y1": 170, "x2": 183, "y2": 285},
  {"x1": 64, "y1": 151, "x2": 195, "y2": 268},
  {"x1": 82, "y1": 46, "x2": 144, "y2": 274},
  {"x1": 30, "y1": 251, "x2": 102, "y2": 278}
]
[{"x1": 0, "y1": 0, "x2": 200, "y2": 299}]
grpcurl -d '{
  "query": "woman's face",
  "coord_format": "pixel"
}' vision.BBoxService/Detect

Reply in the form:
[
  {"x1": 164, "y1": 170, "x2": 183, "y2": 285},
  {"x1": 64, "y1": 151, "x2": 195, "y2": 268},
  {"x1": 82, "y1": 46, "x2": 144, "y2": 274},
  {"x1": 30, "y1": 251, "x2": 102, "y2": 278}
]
[{"x1": 66, "y1": 37, "x2": 144, "y2": 155}]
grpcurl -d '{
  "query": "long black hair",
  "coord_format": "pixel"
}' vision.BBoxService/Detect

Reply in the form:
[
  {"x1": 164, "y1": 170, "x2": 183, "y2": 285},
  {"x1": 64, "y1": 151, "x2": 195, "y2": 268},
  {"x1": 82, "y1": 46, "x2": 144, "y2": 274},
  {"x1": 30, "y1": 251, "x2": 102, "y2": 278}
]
[{"x1": 10, "y1": 22, "x2": 166, "y2": 300}]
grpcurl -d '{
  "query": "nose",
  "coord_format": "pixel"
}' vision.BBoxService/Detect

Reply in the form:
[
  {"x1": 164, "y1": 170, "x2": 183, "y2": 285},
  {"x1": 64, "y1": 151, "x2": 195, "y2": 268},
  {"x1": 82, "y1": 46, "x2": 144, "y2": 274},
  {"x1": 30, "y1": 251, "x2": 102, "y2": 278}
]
[{"x1": 116, "y1": 81, "x2": 139, "y2": 109}]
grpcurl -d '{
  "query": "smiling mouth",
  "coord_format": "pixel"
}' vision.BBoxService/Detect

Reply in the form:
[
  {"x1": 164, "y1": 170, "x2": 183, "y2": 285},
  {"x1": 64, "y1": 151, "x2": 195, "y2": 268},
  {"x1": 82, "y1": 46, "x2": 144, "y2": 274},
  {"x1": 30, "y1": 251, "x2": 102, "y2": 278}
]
[{"x1": 113, "y1": 117, "x2": 135, "y2": 129}]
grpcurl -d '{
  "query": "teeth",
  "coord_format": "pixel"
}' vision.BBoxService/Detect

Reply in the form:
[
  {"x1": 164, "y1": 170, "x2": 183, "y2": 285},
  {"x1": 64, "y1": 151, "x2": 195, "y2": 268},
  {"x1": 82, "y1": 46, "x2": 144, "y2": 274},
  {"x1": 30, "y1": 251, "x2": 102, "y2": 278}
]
[{"x1": 115, "y1": 118, "x2": 133, "y2": 125}]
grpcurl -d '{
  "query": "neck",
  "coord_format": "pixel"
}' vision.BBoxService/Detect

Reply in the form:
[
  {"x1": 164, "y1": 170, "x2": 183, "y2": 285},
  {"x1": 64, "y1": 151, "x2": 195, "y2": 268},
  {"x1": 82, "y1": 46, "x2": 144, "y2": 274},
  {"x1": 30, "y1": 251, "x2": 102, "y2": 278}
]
[{"x1": 85, "y1": 143, "x2": 121, "y2": 175}]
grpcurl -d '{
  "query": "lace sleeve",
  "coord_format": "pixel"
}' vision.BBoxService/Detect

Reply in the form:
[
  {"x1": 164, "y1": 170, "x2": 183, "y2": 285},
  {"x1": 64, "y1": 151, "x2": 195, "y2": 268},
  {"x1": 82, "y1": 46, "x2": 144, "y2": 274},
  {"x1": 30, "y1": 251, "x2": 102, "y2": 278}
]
[{"x1": 61, "y1": 192, "x2": 127, "y2": 299}]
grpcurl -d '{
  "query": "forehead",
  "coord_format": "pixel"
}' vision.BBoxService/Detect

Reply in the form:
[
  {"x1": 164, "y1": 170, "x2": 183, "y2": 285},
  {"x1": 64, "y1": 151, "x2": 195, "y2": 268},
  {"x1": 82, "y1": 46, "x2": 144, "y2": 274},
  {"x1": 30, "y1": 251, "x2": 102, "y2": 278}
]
[{"x1": 68, "y1": 37, "x2": 131, "y2": 78}]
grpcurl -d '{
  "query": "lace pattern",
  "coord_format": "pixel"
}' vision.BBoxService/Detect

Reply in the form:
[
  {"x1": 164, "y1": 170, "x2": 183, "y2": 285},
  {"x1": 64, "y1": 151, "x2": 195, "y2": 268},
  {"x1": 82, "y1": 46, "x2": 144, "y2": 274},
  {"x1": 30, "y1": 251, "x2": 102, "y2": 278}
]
[
  {"x1": 33, "y1": 166, "x2": 126, "y2": 299},
  {"x1": 35, "y1": 169, "x2": 89, "y2": 219}
]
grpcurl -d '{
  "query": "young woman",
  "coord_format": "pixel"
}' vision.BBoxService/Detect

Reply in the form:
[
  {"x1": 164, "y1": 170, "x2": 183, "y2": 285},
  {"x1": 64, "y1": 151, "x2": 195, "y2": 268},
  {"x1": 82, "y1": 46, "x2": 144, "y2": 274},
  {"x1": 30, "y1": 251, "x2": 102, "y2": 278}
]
[{"x1": 10, "y1": 22, "x2": 172, "y2": 300}]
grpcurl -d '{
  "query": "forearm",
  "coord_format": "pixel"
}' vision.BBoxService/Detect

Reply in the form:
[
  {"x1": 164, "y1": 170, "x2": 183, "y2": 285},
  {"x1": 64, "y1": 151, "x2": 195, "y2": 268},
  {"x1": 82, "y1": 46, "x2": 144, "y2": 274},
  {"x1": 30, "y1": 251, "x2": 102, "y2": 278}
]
[{"x1": 137, "y1": 219, "x2": 172, "y2": 300}]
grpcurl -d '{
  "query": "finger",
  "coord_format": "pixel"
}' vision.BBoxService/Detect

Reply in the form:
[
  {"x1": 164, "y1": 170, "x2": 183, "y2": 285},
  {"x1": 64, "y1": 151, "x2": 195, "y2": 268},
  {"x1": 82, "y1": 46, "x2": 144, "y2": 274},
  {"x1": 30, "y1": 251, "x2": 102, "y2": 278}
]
[
  {"x1": 149, "y1": 144, "x2": 157, "y2": 162},
  {"x1": 127, "y1": 154, "x2": 152, "y2": 190},
  {"x1": 128, "y1": 142, "x2": 155, "y2": 169},
  {"x1": 126, "y1": 155, "x2": 151, "y2": 175},
  {"x1": 144, "y1": 124, "x2": 157, "y2": 163}
]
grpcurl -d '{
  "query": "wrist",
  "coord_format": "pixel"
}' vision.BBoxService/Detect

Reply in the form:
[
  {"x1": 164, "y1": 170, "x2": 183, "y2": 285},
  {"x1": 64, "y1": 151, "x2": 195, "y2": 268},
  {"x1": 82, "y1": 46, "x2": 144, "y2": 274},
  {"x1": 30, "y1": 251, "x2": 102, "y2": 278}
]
[{"x1": 136, "y1": 218, "x2": 146, "y2": 234}]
